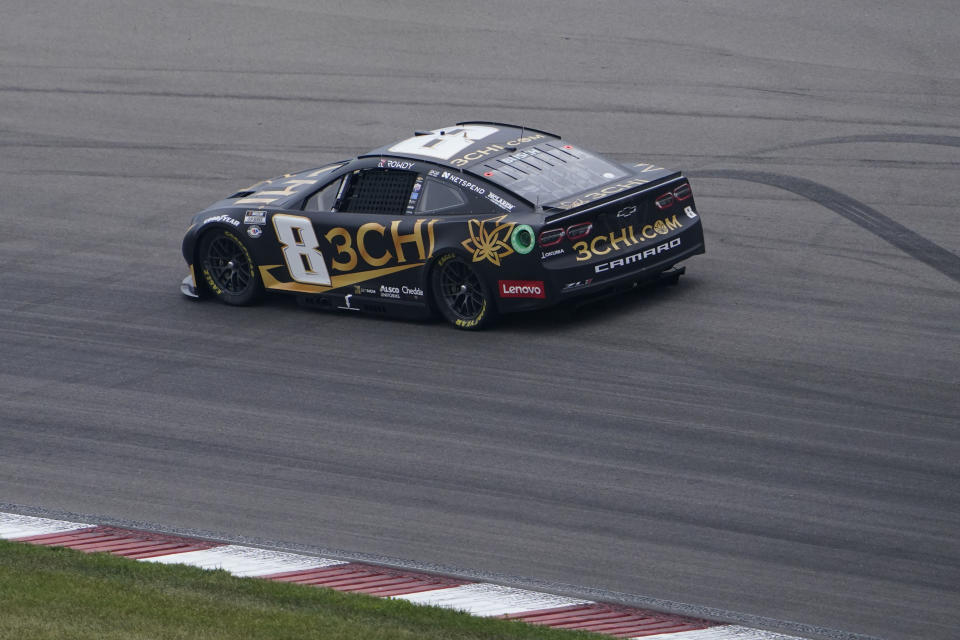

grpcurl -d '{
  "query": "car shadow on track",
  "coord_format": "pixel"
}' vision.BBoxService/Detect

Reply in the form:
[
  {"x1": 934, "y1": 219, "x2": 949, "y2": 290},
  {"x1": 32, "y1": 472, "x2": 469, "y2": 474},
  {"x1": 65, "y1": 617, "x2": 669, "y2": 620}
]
[
  {"x1": 495, "y1": 275, "x2": 702, "y2": 334},
  {"x1": 187, "y1": 274, "x2": 701, "y2": 335}
]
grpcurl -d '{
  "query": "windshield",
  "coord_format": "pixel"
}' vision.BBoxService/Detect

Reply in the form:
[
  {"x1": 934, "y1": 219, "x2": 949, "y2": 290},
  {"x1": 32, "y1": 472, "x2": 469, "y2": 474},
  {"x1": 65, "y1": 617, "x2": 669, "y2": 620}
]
[{"x1": 474, "y1": 142, "x2": 629, "y2": 205}]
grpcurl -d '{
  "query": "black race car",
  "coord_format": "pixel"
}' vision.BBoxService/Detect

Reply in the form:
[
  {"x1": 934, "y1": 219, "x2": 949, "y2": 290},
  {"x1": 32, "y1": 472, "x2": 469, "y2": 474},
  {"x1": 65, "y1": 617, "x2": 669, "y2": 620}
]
[{"x1": 180, "y1": 122, "x2": 705, "y2": 329}]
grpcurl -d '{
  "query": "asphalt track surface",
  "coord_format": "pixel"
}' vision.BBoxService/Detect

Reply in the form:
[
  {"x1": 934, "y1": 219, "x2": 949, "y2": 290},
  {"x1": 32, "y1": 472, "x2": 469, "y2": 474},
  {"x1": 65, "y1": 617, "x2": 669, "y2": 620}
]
[{"x1": 1, "y1": 2, "x2": 958, "y2": 639}]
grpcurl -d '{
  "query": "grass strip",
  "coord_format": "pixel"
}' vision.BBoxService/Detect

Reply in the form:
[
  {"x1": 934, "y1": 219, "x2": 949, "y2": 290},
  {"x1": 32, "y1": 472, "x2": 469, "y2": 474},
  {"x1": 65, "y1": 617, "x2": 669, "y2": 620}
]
[{"x1": 0, "y1": 539, "x2": 599, "y2": 639}]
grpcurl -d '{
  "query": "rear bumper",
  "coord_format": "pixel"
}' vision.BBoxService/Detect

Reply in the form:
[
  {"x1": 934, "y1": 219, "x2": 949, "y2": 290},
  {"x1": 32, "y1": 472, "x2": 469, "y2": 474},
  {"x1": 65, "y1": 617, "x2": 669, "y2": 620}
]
[
  {"x1": 555, "y1": 238, "x2": 704, "y2": 300},
  {"x1": 492, "y1": 238, "x2": 703, "y2": 315},
  {"x1": 565, "y1": 266, "x2": 687, "y2": 308}
]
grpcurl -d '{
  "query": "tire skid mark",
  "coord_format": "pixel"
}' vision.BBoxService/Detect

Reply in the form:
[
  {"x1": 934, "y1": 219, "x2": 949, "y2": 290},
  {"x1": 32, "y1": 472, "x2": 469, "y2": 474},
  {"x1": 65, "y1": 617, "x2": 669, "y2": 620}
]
[
  {"x1": 1, "y1": 85, "x2": 957, "y2": 128},
  {"x1": 692, "y1": 169, "x2": 960, "y2": 284},
  {"x1": 757, "y1": 133, "x2": 960, "y2": 154}
]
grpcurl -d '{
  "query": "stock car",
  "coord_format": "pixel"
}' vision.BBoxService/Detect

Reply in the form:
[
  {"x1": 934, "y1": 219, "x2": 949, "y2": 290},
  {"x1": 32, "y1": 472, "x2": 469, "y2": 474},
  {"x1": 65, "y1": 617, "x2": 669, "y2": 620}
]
[{"x1": 180, "y1": 122, "x2": 705, "y2": 329}]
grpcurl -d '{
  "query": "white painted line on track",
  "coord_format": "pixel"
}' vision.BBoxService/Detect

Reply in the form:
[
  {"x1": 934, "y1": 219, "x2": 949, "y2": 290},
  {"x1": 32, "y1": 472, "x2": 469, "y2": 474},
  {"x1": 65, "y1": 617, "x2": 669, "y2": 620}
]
[
  {"x1": 394, "y1": 582, "x2": 592, "y2": 616},
  {"x1": 639, "y1": 625, "x2": 807, "y2": 640},
  {"x1": 141, "y1": 545, "x2": 348, "y2": 577},
  {"x1": 0, "y1": 513, "x2": 90, "y2": 539}
]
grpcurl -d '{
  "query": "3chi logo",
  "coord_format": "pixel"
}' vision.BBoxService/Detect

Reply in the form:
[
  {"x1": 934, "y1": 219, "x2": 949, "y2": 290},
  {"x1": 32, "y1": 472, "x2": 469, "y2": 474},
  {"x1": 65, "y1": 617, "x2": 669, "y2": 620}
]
[{"x1": 461, "y1": 215, "x2": 516, "y2": 266}]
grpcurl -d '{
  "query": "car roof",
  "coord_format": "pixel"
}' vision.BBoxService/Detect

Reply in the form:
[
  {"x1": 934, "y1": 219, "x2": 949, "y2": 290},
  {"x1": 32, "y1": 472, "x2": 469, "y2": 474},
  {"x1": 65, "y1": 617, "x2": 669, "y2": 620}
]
[
  {"x1": 361, "y1": 122, "x2": 561, "y2": 170},
  {"x1": 360, "y1": 123, "x2": 678, "y2": 211}
]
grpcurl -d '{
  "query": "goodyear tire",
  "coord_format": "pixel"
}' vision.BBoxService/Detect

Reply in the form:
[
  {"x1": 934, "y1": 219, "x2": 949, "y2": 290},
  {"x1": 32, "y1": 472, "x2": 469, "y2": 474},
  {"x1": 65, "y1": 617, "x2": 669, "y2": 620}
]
[
  {"x1": 198, "y1": 228, "x2": 264, "y2": 306},
  {"x1": 430, "y1": 253, "x2": 496, "y2": 330}
]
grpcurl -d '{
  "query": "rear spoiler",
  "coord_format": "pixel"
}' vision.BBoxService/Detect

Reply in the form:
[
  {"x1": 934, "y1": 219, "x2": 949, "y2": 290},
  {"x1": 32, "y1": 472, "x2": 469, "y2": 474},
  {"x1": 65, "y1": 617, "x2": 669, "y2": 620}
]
[{"x1": 544, "y1": 172, "x2": 683, "y2": 222}]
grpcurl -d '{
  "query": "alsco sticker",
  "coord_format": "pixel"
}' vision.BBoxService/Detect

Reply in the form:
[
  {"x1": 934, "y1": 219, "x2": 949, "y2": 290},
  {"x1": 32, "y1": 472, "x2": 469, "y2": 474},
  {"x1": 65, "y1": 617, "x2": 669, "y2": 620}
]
[{"x1": 498, "y1": 280, "x2": 546, "y2": 299}]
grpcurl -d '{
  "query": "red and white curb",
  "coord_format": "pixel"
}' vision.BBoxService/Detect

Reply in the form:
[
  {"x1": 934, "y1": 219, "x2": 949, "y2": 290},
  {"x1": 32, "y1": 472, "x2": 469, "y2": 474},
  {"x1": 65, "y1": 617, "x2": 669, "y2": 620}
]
[{"x1": 1, "y1": 512, "x2": 806, "y2": 639}]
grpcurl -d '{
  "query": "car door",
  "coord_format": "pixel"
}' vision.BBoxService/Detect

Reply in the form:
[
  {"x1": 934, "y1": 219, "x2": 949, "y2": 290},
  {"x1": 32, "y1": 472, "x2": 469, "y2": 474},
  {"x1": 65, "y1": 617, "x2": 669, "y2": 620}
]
[{"x1": 272, "y1": 164, "x2": 437, "y2": 295}]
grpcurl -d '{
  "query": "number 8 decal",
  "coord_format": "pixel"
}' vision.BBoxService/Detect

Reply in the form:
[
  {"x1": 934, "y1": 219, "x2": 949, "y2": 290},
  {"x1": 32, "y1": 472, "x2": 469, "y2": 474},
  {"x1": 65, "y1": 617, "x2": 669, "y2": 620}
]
[{"x1": 272, "y1": 214, "x2": 331, "y2": 285}]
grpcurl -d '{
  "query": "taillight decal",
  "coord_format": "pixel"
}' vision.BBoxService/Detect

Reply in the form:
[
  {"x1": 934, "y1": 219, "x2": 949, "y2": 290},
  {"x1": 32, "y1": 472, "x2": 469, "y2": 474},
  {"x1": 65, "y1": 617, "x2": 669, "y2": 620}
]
[
  {"x1": 538, "y1": 228, "x2": 565, "y2": 246},
  {"x1": 673, "y1": 183, "x2": 692, "y2": 201},
  {"x1": 566, "y1": 222, "x2": 593, "y2": 240},
  {"x1": 655, "y1": 192, "x2": 675, "y2": 209}
]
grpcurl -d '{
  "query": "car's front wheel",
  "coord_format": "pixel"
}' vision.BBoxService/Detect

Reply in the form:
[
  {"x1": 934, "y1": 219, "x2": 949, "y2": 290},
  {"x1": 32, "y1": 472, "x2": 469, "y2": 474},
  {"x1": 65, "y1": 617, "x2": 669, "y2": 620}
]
[
  {"x1": 198, "y1": 228, "x2": 263, "y2": 306},
  {"x1": 430, "y1": 253, "x2": 496, "y2": 330}
]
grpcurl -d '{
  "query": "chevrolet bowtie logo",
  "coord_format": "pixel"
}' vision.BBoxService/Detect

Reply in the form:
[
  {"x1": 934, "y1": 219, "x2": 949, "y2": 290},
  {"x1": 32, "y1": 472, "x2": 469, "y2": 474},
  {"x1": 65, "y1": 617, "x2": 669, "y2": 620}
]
[{"x1": 616, "y1": 205, "x2": 637, "y2": 218}]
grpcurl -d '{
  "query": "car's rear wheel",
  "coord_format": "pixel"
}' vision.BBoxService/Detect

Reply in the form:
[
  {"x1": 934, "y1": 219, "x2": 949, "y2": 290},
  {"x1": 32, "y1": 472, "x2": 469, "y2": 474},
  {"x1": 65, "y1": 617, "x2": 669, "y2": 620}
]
[
  {"x1": 430, "y1": 253, "x2": 496, "y2": 330},
  {"x1": 198, "y1": 228, "x2": 263, "y2": 306}
]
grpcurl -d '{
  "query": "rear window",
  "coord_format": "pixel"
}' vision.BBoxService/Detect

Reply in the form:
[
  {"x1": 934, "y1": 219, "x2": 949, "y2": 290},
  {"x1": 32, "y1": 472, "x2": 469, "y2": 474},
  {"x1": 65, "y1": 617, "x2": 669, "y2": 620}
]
[
  {"x1": 417, "y1": 179, "x2": 467, "y2": 214},
  {"x1": 476, "y1": 142, "x2": 628, "y2": 204}
]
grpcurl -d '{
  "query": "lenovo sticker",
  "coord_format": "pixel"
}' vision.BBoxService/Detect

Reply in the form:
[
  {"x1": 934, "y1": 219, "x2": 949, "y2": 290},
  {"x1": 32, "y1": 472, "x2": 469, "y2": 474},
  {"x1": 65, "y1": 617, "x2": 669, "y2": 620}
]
[{"x1": 498, "y1": 280, "x2": 546, "y2": 299}]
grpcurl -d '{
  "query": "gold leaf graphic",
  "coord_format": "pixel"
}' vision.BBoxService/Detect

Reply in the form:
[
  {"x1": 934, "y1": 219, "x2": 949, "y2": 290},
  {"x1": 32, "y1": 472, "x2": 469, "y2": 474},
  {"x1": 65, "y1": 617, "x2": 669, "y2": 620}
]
[{"x1": 461, "y1": 215, "x2": 516, "y2": 266}]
